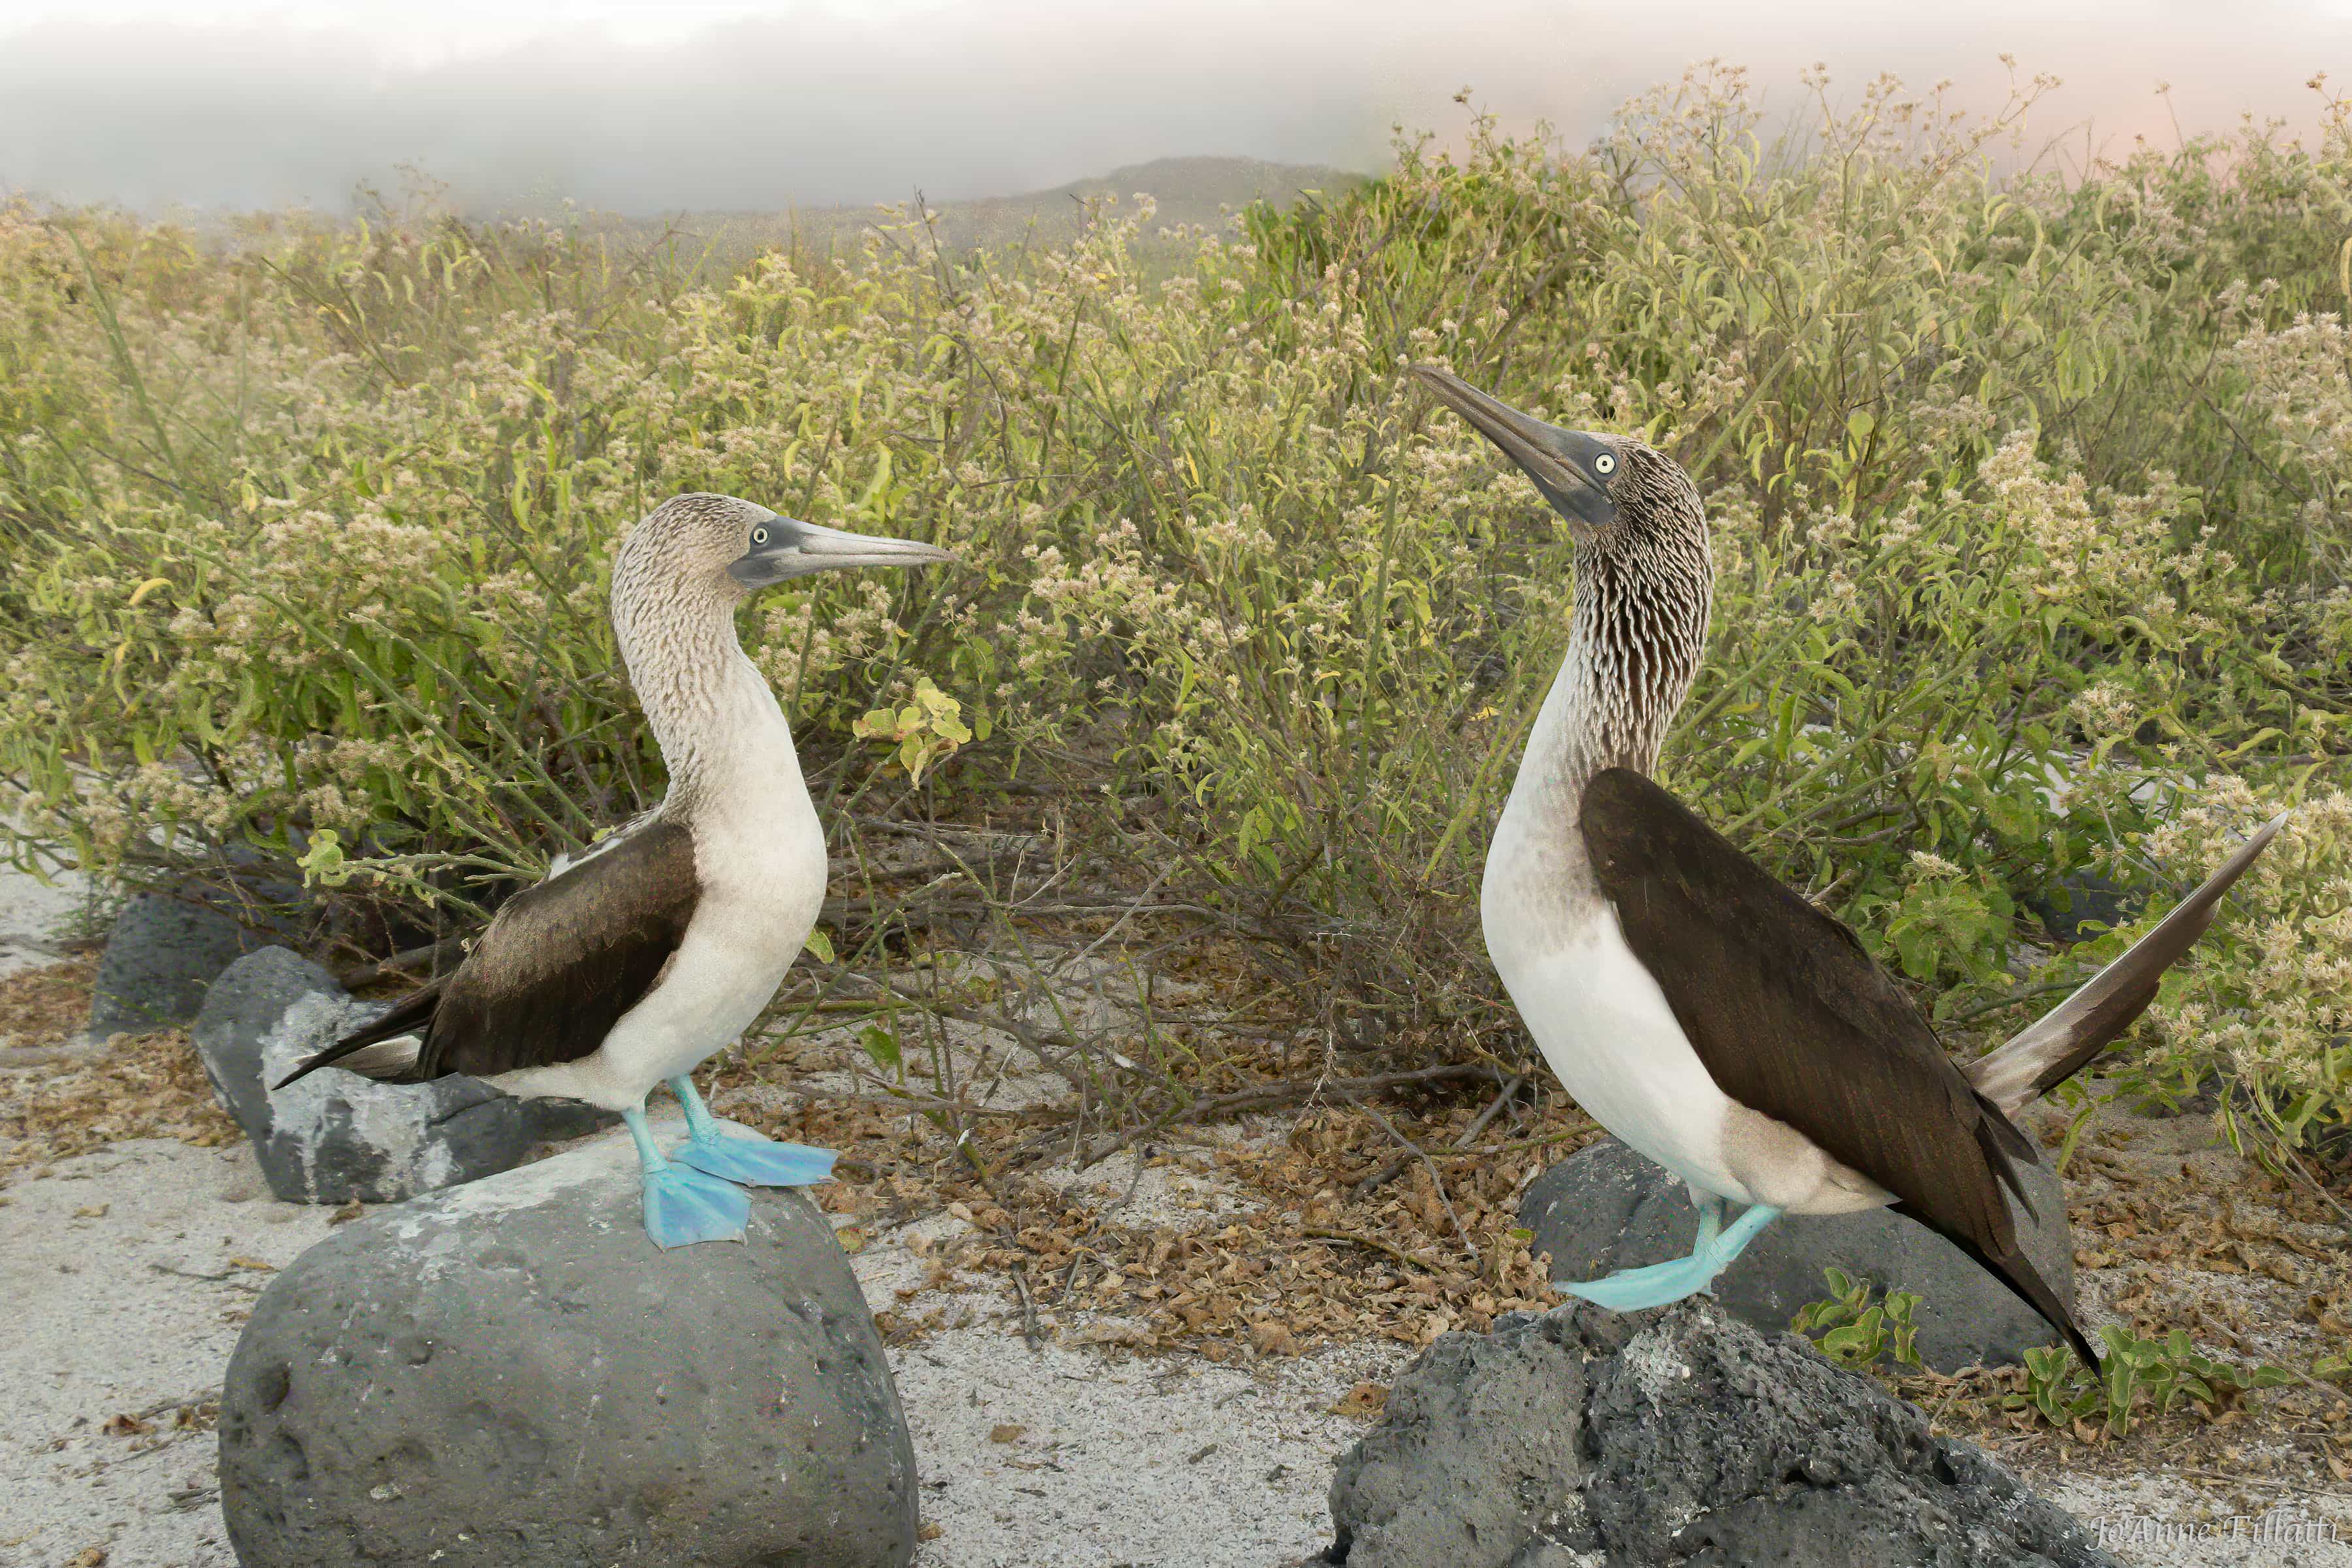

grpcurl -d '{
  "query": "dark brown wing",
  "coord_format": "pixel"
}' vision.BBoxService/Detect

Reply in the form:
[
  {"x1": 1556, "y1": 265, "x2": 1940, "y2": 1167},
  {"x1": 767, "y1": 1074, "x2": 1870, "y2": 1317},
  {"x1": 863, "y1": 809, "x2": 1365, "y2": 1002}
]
[
  {"x1": 278, "y1": 819, "x2": 700, "y2": 1090},
  {"x1": 1578, "y1": 767, "x2": 2097, "y2": 1367},
  {"x1": 416, "y1": 818, "x2": 700, "y2": 1079}
]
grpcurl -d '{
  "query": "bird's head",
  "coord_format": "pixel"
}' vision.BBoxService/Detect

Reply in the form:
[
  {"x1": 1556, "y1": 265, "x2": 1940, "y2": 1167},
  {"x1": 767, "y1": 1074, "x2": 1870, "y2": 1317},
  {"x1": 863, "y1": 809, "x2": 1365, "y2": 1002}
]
[
  {"x1": 622, "y1": 493, "x2": 955, "y2": 602},
  {"x1": 1411, "y1": 366, "x2": 1703, "y2": 555}
]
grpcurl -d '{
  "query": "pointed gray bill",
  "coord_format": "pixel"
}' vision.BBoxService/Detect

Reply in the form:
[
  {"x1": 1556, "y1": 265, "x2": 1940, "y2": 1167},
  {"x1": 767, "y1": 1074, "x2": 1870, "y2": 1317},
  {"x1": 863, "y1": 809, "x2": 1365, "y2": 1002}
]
[
  {"x1": 728, "y1": 515, "x2": 956, "y2": 586},
  {"x1": 1411, "y1": 365, "x2": 1620, "y2": 538}
]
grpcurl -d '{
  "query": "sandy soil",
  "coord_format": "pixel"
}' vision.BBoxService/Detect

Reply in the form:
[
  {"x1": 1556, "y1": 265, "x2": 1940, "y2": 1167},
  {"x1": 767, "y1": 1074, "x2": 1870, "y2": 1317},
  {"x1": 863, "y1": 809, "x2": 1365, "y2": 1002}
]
[
  {"x1": 2040, "y1": 1472, "x2": 2352, "y2": 1568},
  {"x1": 8, "y1": 1127, "x2": 2352, "y2": 1567},
  {"x1": 1, "y1": 862, "x2": 2344, "y2": 1567},
  {"x1": 0, "y1": 1139, "x2": 336, "y2": 1568},
  {"x1": 0, "y1": 857, "x2": 90, "y2": 983},
  {"x1": 0, "y1": 1134, "x2": 1405, "y2": 1568}
]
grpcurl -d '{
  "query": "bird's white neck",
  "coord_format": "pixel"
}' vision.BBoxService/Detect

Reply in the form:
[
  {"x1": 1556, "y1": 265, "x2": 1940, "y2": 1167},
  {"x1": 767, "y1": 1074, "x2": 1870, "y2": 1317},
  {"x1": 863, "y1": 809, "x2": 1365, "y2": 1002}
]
[{"x1": 612, "y1": 580, "x2": 806, "y2": 825}]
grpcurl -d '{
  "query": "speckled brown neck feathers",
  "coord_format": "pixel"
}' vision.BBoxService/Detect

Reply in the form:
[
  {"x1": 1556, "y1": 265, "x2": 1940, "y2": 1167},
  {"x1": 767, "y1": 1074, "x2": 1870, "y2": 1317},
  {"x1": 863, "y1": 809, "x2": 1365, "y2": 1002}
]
[
  {"x1": 608, "y1": 495, "x2": 793, "y2": 820},
  {"x1": 1538, "y1": 444, "x2": 1713, "y2": 799}
]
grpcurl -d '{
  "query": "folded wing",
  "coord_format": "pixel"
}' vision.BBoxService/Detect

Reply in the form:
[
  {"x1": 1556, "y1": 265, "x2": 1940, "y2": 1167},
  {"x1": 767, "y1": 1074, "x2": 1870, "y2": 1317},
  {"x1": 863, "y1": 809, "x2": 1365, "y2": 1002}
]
[
  {"x1": 1578, "y1": 766, "x2": 2095, "y2": 1366},
  {"x1": 274, "y1": 819, "x2": 700, "y2": 1088}
]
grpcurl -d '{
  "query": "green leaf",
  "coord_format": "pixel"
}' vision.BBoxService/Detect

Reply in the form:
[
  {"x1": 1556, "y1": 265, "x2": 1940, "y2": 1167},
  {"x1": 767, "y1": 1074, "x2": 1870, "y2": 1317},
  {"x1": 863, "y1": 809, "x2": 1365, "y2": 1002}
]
[
  {"x1": 296, "y1": 828, "x2": 353, "y2": 889},
  {"x1": 857, "y1": 1023, "x2": 902, "y2": 1072}
]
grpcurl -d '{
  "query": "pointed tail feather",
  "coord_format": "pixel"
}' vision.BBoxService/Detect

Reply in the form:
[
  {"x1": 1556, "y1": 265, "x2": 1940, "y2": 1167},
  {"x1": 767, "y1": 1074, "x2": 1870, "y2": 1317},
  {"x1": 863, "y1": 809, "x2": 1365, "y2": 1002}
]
[
  {"x1": 1966, "y1": 811, "x2": 2289, "y2": 1119},
  {"x1": 270, "y1": 983, "x2": 442, "y2": 1090},
  {"x1": 1889, "y1": 1200, "x2": 2102, "y2": 1371}
]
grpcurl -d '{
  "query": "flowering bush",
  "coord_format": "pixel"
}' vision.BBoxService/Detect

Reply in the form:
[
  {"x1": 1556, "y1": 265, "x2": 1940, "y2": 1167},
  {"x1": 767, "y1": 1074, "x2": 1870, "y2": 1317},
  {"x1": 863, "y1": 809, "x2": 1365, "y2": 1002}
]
[{"x1": 0, "y1": 65, "x2": 2345, "y2": 1143}]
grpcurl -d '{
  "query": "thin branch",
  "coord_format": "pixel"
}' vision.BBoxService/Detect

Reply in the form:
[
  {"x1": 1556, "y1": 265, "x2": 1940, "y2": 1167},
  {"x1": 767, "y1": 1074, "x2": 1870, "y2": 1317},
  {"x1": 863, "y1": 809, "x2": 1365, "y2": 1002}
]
[
  {"x1": 1344, "y1": 1086, "x2": 1478, "y2": 1262},
  {"x1": 1353, "y1": 1071, "x2": 1530, "y2": 1199}
]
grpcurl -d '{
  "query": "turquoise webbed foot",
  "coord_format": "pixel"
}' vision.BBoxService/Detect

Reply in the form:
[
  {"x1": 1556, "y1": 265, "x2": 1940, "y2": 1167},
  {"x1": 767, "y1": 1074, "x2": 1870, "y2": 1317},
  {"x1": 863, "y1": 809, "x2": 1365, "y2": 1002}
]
[
  {"x1": 672, "y1": 1135, "x2": 838, "y2": 1187},
  {"x1": 642, "y1": 1164, "x2": 753, "y2": 1249},
  {"x1": 1560, "y1": 1200, "x2": 1780, "y2": 1312},
  {"x1": 624, "y1": 1104, "x2": 749, "y2": 1249},
  {"x1": 664, "y1": 1074, "x2": 838, "y2": 1188}
]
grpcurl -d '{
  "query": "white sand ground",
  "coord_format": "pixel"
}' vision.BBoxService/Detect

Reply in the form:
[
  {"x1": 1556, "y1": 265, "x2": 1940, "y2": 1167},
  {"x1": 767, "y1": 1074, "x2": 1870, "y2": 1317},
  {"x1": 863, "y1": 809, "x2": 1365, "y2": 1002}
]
[
  {"x1": 0, "y1": 1134, "x2": 1406, "y2": 1568},
  {"x1": 2041, "y1": 1473, "x2": 2352, "y2": 1568},
  {"x1": 7, "y1": 1131, "x2": 2352, "y2": 1567},
  {"x1": 1, "y1": 857, "x2": 2344, "y2": 1567},
  {"x1": 0, "y1": 856, "x2": 91, "y2": 981}
]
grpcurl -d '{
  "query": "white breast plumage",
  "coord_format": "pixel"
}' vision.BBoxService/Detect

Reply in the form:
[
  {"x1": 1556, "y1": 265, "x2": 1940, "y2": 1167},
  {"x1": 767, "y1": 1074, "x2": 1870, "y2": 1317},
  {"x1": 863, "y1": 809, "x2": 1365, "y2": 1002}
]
[{"x1": 1484, "y1": 877, "x2": 1752, "y2": 1204}]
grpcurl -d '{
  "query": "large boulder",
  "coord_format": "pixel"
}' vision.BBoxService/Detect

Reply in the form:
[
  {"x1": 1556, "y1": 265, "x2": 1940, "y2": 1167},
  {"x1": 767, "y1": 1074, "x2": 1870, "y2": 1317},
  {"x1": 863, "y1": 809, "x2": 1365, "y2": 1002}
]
[
  {"x1": 90, "y1": 891, "x2": 273, "y2": 1035},
  {"x1": 191, "y1": 946, "x2": 608, "y2": 1205},
  {"x1": 1520, "y1": 1136, "x2": 2075, "y2": 1372},
  {"x1": 2024, "y1": 869, "x2": 2143, "y2": 947},
  {"x1": 1323, "y1": 1299, "x2": 2120, "y2": 1568},
  {"x1": 218, "y1": 1115, "x2": 917, "y2": 1567}
]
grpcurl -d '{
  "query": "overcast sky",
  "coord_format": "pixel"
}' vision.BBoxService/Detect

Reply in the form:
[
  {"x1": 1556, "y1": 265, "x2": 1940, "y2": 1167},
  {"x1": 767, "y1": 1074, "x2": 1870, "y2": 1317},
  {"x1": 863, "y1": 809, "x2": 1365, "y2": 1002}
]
[{"x1": 1, "y1": 0, "x2": 2347, "y2": 214}]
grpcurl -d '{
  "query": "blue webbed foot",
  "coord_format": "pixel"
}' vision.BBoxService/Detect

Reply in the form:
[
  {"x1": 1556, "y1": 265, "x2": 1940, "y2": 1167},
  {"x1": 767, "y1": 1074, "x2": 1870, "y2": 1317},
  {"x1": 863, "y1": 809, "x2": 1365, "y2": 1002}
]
[
  {"x1": 1560, "y1": 1200, "x2": 1781, "y2": 1312},
  {"x1": 670, "y1": 1134, "x2": 838, "y2": 1188},
  {"x1": 642, "y1": 1164, "x2": 752, "y2": 1249},
  {"x1": 664, "y1": 1073, "x2": 836, "y2": 1188},
  {"x1": 623, "y1": 1103, "x2": 749, "y2": 1249}
]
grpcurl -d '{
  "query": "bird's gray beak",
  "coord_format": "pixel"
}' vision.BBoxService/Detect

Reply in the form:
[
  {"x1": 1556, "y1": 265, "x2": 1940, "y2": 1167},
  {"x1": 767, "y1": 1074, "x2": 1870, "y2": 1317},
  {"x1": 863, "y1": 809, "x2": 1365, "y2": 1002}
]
[
  {"x1": 727, "y1": 516, "x2": 956, "y2": 587},
  {"x1": 1412, "y1": 365, "x2": 1619, "y2": 540}
]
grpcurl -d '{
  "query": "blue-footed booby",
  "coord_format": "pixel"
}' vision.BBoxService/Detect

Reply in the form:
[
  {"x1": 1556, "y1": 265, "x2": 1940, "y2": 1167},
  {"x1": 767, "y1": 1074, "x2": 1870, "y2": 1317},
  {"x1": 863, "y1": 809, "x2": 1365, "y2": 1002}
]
[
  {"x1": 1417, "y1": 365, "x2": 2285, "y2": 1366},
  {"x1": 275, "y1": 494, "x2": 953, "y2": 1249}
]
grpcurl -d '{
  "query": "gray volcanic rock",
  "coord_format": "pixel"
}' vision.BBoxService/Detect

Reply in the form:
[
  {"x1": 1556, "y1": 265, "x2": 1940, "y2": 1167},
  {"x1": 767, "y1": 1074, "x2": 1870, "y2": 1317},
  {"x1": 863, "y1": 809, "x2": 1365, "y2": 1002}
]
[
  {"x1": 218, "y1": 1117, "x2": 917, "y2": 1568},
  {"x1": 191, "y1": 946, "x2": 608, "y2": 1205},
  {"x1": 90, "y1": 891, "x2": 271, "y2": 1036},
  {"x1": 1520, "y1": 1136, "x2": 2076, "y2": 1372},
  {"x1": 1324, "y1": 1299, "x2": 2120, "y2": 1568},
  {"x1": 2025, "y1": 870, "x2": 2144, "y2": 947}
]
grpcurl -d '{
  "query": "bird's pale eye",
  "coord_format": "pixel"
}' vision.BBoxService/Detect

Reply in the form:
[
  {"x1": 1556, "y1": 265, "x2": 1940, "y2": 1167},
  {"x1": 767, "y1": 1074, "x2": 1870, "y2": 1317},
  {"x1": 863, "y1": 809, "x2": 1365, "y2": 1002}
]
[
  {"x1": 752, "y1": 527, "x2": 770, "y2": 546},
  {"x1": 1593, "y1": 452, "x2": 1617, "y2": 477}
]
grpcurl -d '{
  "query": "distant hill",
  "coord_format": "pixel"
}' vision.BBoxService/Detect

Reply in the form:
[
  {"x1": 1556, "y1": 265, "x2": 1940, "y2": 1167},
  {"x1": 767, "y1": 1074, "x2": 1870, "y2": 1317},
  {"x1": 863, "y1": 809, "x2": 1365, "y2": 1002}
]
[
  {"x1": 577, "y1": 155, "x2": 1371, "y2": 267},
  {"x1": 949, "y1": 155, "x2": 1370, "y2": 242}
]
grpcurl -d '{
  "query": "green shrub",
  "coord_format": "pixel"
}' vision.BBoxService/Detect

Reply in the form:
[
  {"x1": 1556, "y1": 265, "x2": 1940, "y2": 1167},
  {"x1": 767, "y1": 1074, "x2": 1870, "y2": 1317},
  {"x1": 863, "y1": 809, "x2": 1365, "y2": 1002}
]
[
  {"x1": 1791, "y1": 1266, "x2": 1925, "y2": 1370},
  {"x1": 0, "y1": 65, "x2": 2346, "y2": 1143},
  {"x1": 2016, "y1": 1327, "x2": 2291, "y2": 1439}
]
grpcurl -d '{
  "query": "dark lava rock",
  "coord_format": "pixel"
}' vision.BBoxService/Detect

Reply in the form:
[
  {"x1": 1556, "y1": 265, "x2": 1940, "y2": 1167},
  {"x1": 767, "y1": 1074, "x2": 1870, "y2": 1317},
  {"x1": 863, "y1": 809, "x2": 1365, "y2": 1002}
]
[
  {"x1": 219, "y1": 1119, "x2": 916, "y2": 1568},
  {"x1": 1323, "y1": 1298, "x2": 2121, "y2": 1568},
  {"x1": 1520, "y1": 1137, "x2": 2075, "y2": 1372},
  {"x1": 191, "y1": 947, "x2": 608, "y2": 1205},
  {"x1": 90, "y1": 892, "x2": 273, "y2": 1036},
  {"x1": 2025, "y1": 870, "x2": 2144, "y2": 947}
]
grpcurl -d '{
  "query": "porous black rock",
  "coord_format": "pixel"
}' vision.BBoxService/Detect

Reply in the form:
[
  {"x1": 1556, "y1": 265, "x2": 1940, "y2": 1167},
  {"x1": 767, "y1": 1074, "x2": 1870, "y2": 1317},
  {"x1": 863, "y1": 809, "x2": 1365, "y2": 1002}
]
[
  {"x1": 218, "y1": 1117, "x2": 917, "y2": 1568},
  {"x1": 191, "y1": 946, "x2": 608, "y2": 1205},
  {"x1": 2025, "y1": 870, "x2": 2144, "y2": 947},
  {"x1": 90, "y1": 892, "x2": 272, "y2": 1036},
  {"x1": 1520, "y1": 1136, "x2": 2076, "y2": 1372},
  {"x1": 1323, "y1": 1298, "x2": 2121, "y2": 1568}
]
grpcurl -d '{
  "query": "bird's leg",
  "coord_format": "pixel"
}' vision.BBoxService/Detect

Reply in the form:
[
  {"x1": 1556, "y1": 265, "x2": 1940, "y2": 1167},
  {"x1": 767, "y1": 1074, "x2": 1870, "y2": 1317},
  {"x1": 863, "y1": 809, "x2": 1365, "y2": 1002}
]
[
  {"x1": 1690, "y1": 1185, "x2": 1725, "y2": 1248},
  {"x1": 1558, "y1": 1198, "x2": 1782, "y2": 1313},
  {"x1": 665, "y1": 1073, "x2": 838, "y2": 1188},
  {"x1": 625, "y1": 1103, "x2": 749, "y2": 1249}
]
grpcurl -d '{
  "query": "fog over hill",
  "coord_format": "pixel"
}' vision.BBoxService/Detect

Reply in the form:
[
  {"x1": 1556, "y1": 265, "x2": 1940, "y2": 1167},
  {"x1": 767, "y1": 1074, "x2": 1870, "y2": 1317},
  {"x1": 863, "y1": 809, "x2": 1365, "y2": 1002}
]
[
  {"x1": 0, "y1": 1, "x2": 2347, "y2": 218},
  {"x1": 577, "y1": 156, "x2": 1369, "y2": 262}
]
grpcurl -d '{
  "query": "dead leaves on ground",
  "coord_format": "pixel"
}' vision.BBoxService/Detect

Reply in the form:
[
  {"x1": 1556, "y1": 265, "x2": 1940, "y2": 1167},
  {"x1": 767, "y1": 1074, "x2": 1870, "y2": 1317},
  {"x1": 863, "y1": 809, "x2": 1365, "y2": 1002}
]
[
  {"x1": 1909, "y1": 1120, "x2": 2352, "y2": 1487},
  {"x1": 0, "y1": 1023, "x2": 238, "y2": 1183},
  {"x1": 0, "y1": 952, "x2": 95, "y2": 1049},
  {"x1": 711, "y1": 1030, "x2": 1586, "y2": 1362}
]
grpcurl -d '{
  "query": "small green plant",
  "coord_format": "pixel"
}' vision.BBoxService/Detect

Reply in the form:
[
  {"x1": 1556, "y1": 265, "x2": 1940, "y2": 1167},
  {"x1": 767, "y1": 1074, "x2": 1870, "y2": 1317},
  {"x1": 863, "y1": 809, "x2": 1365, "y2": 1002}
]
[
  {"x1": 1791, "y1": 1267, "x2": 1924, "y2": 1370},
  {"x1": 2014, "y1": 1326, "x2": 2292, "y2": 1439},
  {"x1": 849, "y1": 676, "x2": 976, "y2": 787}
]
